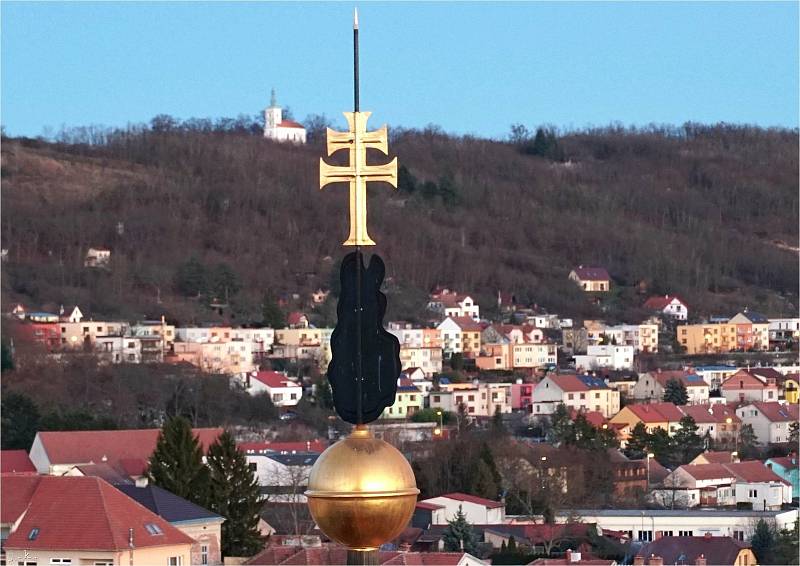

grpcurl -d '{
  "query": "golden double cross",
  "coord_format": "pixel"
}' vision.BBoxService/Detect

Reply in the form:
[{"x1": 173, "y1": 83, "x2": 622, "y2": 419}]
[{"x1": 320, "y1": 111, "x2": 397, "y2": 246}]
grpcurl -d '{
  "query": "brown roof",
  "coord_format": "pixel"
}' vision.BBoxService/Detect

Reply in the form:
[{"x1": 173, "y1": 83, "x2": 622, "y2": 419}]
[
  {"x1": 745, "y1": 402, "x2": 799, "y2": 422},
  {"x1": 626, "y1": 402, "x2": 685, "y2": 423},
  {"x1": 279, "y1": 119, "x2": 305, "y2": 129},
  {"x1": 35, "y1": 427, "x2": 223, "y2": 475},
  {"x1": 678, "y1": 463, "x2": 736, "y2": 482},
  {"x1": 3, "y1": 475, "x2": 193, "y2": 551},
  {"x1": 0, "y1": 449, "x2": 36, "y2": 473},
  {"x1": 449, "y1": 316, "x2": 482, "y2": 331},
  {"x1": 679, "y1": 404, "x2": 740, "y2": 425},
  {"x1": 436, "y1": 492, "x2": 504, "y2": 509},
  {"x1": 640, "y1": 536, "x2": 748, "y2": 565},
  {"x1": 246, "y1": 546, "x2": 477, "y2": 566},
  {"x1": 572, "y1": 266, "x2": 610, "y2": 281},
  {"x1": 724, "y1": 461, "x2": 789, "y2": 484},
  {"x1": 416, "y1": 501, "x2": 446, "y2": 511},
  {"x1": 649, "y1": 370, "x2": 707, "y2": 389},
  {"x1": 692, "y1": 451, "x2": 738, "y2": 464},
  {"x1": 721, "y1": 371, "x2": 778, "y2": 391},
  {"x1": 547, "y1": 374, "x2": 588, "y2": 392},
  {"x1": 643, "y1": 295, "x2": 687, "y2": 311}
]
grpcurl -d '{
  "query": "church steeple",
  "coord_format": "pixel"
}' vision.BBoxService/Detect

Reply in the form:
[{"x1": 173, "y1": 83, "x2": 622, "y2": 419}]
[{"x1": 270, "y1": 88, "x2": 277, "y2": 108}]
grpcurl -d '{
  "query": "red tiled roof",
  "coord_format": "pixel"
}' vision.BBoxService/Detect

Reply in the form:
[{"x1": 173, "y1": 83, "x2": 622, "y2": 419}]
[
  {"x1": 724, "y1": 461, "x2": 789, "y2": 484},
  {"x1": 1, "y1": 449, "x2": 36, "y2": 473},
  {"x1": 252, "y1": 370, "x2": 300, "y2": 389},
  {"x1": 239, "y1": 440, "x2": 328, "y2": 454},
  {"x1": 568, "y1": 408, "x2": 607, "y2": 428},
  {"x1": 643, "y1": 295, "x2": 686, "y2": 311},
  {"x1": 745, "y1": 402, "x2": 799, "y2": 422},
  {"x1": 748, "y1": 368, "x2": 784, "y2": 382},
  {"x1": 692, "y1": 451, "x2": 738, "y2": 464},
  {"x1": 246, "y1": 545, "x2": 477, "y2": 566},
  {"x1": 287, "y1": 311, "x2": 306, "y2": 325},
  {"x1": 649, "y1": 370, "x2": 706, "y2": 388},
  {"x1": 767, "y1": 455, "x2": 799, "y2": 470},
  {"x1": 679, "y1": 404, "x2": 740, "y2": 425},
  {"x1": 678, "y1": 463, "x2": 735, "y2": 482},
  {"x1": 722, "y1": 370, "x2": 778, "y2": 391},
  {"x1": 572, "y1": 266, "x2": 610, "y2": 281},
  {"x1": 547, "y1": 374, "x2": 588, "y2": 392},
  {"x1": 449, "y1": 316, "x2": 482, "y2": 331},
  {"x1": 3, "y1": 475, "x2": 194, "y2": 550},
  {"x1": 0, "y1": 474, "x2": 41, "y2": 523},
  {"x1": 416, "y1": 501, "x2": 446, "y2": 511},
  {"x1": 279, "y1": 119, "x2": 305, "y2": 129},
  {"x1": 383, "y1": 553, "x2": 471, "y2": 565},
  {"x1": 626, "y1": 402, "x2": 685, "y2": 423},
  {"x1": 640, "y1": 536, "x2": 748, "y2": 566},
  {"x1": 436, "y1": 492, "x2": 504, "y2": 509},
  {"x1": 36, "y1": 428, "x2": 223, "y2": 468}
]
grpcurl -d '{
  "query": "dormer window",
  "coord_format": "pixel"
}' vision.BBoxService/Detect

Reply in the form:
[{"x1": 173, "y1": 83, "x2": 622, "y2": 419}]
[
  {"x1": 145, "y1": 523, "x2": 163, "y2": 535},
  {"x1": 28, "y1": 527, "x2": 40, "y2": 540}
]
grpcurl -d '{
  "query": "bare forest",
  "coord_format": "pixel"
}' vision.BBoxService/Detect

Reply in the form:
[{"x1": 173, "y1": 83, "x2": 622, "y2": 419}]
[{"x1": 1, "y1": 119, "x2": 797, "y2": 325}]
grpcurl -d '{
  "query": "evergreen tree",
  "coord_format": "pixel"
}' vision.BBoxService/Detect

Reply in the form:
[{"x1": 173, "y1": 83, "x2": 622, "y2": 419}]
[
  {"x1": 647, "y1": 428, "x2": 676, "y2": 468},
  {"x1": 507, "y1": 535, "x2": 517, "y2": 553},
  {"x1": 174, "y1": 257, "x2": 207, "y2": 297},
  {"x1": 208, "y1": 262, "x2": 241, "y2": 300},
  {"x1": 469, "y1": 459, "x2": 498, "y2": 501},
  {"x1": 479, "y1": 442, "x2": 503, "y2": 492},
  {"x1": 313, "y1": 376, "x2": 334, "y2": 410},
  {"x1": 147, "y1": 416, "x2": 209, "y2": 506},
  {"x1": 750, "y1": 519, "x2": 775, "y2": 564},
  {"x1": 549, "y1": 403, "x2": 574, "y2": 446},
  {"x1": 442, "y1": 505, "x2": 479, "y2": 554},
  {"x1": 397, "y1": 164, "x2": 418, "y2": 193},
  {"x1": 1, "y1": 391, "x2": 40, "y2": 450},
  {"x1": 491, "y1": 406, "x2": 506, "y2": 436},
  {"x1": 789, "y1": 421, "x2": 799, "y2": 445},
  {"x1": 261, "y1": 291, "x2": 286, "y2": 328},
  {"x1": 624, "y1": 422, "x2": 649, "y2": 459},
  {"x1": 207, "y1": 431, "x2": 266, "y2": 557},
  {"x1": 673, "y1": 416, "x2": 704, "y2": 464},
  {"x1": 1, "y1": 340, "x2": 14, "y2": 371},
  {"x1": 662, "y1": 378, "x2": 689, "y2": 405},
  {"x1": 773, "y1": 519, "x2": 799, "y2": 565},
  {"x1": 738, "y1": 424, "x2": 760, "y2": 460},
  {"x1": 572, "y1": 414, "x2": 596, "y2": 449}
]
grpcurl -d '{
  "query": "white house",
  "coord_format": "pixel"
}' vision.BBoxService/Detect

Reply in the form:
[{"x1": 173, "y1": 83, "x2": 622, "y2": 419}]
[
  {"x1": 632, "y1": 370, "x2": 709, "y2": 405},
  {"x1": 643, "y1": 295, "x2": 689, "y2": 321},
  {"x1": 532, "y1": 374, "x2": 620, "y2": 418},
  {"x1": 437, "y1": 317, "x2": 464, "y2": 356},
  {"x1": 584, "y1": 321, "x2": 659, "y2": 353},
  {"x1": 693, "y1": 365, "x2": 739, "y2": 391},
  {"x1": 247, "y1": 371, "x2": 303, "y2": 406},
  {"x1": 559, "y1": 508, "x2": 799, "y2": 543},
  {"x1": 430, "y1": 382, "x2": 511, "y2": 417},
  {"x1": 418, "y1": 493, "x2": 505, "y2": 525},
  {"x1": 263, "y1": 89, "x2": 306, "y2": 144},
  {"x1": 428, "y1": 289, "x2": 480, "y2": 321},
  {"x1": 230, "y1": 327, "x2": 275, "y2": 356},
  {"x1": 95, "y1": 336, "x2": 144, "y2": 364},
  {"x1": 245, "y1": 452, "x2": 318, "y2": 503},
  {"x1": 399, "y1": 346, "x2": 443, "y2": 377},
  {"x1": 735, "y1": 402, "x2": 799, "y2": 445},
  {"x1": 84, "y1": 247, "x2": 111, "y2": 268},
  {"x1": 574, "y1": 344, "x2": 635, "y2": 371},
  {"x1": 654, "y1": 461, "x2": 791, "y2": 510}
]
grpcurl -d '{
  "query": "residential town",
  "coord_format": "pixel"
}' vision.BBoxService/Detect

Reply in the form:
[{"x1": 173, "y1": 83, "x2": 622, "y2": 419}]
[{"x1": 2, "y1": 271, "x2": 798, "y2": 565}]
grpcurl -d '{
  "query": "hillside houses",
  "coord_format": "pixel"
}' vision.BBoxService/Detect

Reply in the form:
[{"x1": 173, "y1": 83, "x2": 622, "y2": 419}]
[
  {"x1": 643, "y1": 295, "x2": 689, "y2": 320},
  {"x1": 569, "y1": 266, "x2": 611, "y2": 292},
  {"x1": 532, "y1": 374, "x2": 620, "y2": 418},
  {"x1": 735, "y1": 402, "x2": 799, "y2": 445},
  {"x1": 428, "y1": 288, "x2": 480, "y2": 321},
  {"x1": 632, "y1": 370, "x2": 709, "y2": 404}
]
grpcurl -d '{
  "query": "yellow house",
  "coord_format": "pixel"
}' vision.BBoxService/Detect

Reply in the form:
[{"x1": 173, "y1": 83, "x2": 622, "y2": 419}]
[
  {"x1": 382, "y1": 379, "x2": 422, "y2": 419},
  {"x1": 782, "y1": 375, "x2": 799, "y2": 404},
  {"x1": 569, "y1": 266, "x2": 611, "y2": 292},
  {"x1": 275, "y1": 327, "x2": 322, "y2": 346},
  {"x1": 677, "y1": 323, "x2": 738, "y2": 354},
  {"x1": 608, "y1": 402, "x2": 686, "y2": 440}
]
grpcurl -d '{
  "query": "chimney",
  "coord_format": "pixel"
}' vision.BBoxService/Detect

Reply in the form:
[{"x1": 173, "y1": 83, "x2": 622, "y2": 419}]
[
  {"x1": 634, "y1": 556, "x2": 645, "y2": 566},
  {"x1": 704, "y1": 532, "x2": 712, "y2": 540},
  {"x1": 648, "y1": 554, "x2": 663, "y2": 566},
  {"x1": 695, "y1": 554, "x2": 707, "y2": 566}
]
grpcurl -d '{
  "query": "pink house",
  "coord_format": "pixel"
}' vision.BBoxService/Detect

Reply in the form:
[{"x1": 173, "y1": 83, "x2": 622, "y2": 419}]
[{"x1": 511, "y1": 382, "x2": 536, "y2": 411}]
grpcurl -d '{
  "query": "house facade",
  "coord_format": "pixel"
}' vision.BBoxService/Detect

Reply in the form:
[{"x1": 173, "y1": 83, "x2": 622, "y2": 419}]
[
  {"x1": 247, "y1": 371, "x2": 303, "y2": 406},
  {"x1": 532, "y1": 374, "x2": 620, "y2": 418},
  {"x1": 569, "y1": 266, "x2": 611, "y2": 292},
  {"x1": 735, "y1": 402, "x2": 799, "y2": 444},
  {"x1": 643, "y1": 295, "x2": 689, "y2": 321},
  {"x1": 632, "y1": 370, "x2": 710, "y2": 404}
]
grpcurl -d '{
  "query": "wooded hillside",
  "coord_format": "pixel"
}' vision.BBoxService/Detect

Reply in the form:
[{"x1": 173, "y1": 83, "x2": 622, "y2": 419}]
[{"x1": 1, "y1": 121, "x2": 797, "y2": 324}]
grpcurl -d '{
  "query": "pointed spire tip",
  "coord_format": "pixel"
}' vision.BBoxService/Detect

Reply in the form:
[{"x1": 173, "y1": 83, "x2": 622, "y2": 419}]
[{"x1": 354, "y1": 7, "x2": 359, "y2": 29}]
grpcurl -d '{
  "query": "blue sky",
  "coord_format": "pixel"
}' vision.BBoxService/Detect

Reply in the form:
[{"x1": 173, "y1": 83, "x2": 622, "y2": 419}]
[{"x1": 2, "y1": 2, "x2": 798, "y2": 139}]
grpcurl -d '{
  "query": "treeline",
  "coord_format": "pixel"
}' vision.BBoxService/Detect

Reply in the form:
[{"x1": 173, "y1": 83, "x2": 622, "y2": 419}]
[
  {"x1": 1, "y1": 118, "x2": 797, "y2": 325},
  {"x1": 0, "y1": 355, "x2": 279, "y2": 450}
]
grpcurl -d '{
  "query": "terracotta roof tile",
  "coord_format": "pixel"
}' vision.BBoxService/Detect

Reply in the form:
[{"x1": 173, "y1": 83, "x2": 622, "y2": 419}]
[
  {"x1": 252, "y1": 371, "x2": 300, "y2": 389},
  {"x1": 640, "y1": 536, "x2": 748, "y2": 565},
  {"x1": 435, "y1": 492, "x2": 504, "y2": 509},
  {"x1": 745, "y1": 402, "x2": 798, "y2": 422},
  {"x1": 1, "y1": 449, "x2": 36, "y2": 473},
  {"x1": 572, "y1": 266, "x2": 610, "y2": 281},
  {"x1": 3, "y1": 475, "x2": 194, "y2": 551},
  {"x1": 0, "y1": 474, "x2": 41, "y2": 523}
]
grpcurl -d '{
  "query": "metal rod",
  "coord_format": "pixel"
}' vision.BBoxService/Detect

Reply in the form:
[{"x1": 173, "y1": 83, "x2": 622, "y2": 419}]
[{"x1": 353, "y1": 8, "x2": 363, "y2": 425}]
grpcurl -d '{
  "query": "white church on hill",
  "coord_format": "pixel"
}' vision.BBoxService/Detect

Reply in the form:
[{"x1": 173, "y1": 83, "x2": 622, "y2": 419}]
[{"x1": 263, "y1": 89, "x2": 307, "y2": 144}]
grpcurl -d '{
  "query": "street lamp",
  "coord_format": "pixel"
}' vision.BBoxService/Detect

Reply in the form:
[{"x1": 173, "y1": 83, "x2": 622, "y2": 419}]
[
  {"x1": 646, "y1": 452, "x2": 655, "y2": 488},
  {"x1": 726, "y1": 417, "x2": 739, "y2": 453}
]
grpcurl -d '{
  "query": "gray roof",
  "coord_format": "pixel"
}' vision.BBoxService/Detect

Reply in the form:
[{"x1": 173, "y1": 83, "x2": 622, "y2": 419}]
[
  {"x1": 115, "y1": 484, "x2": 222, "y2": 524},
  {"x1": 266, "y1": 453, "x2": 320, "y2": 466}
]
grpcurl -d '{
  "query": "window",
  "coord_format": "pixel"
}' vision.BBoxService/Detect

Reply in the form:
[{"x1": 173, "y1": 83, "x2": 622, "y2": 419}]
[
  {"x1": 127, "y1": 354, "x2": 136, "y2": 361},
  {"x1": 249, "y1": 462, "x2": 257, "y2": 472},
  {"x1": 595, "y1": 392, "x2": 600, "y2": 399},
  {"x1": 733, "y1": 530, "x2": 745, "y2": 541},
  {"x1": 290, "y1": 393, "x2": 297, "y2": 400},
  {"x1": 168, "y1": 558, "x2": 182, "y2": 566},
  {"x1": 145, "y1": 523, "x2": 163, "y2": 535},
  {"x1": 28, "y1": 528, "x2": 39, "y2": 540},
  {"x1": 749, "y1": 489, "x2": 758, "y2": 498},
  {"x1": 468, "y1": 406, "x2": 475, "y2": 413},
  {"x1": 83, "y1": 326, "x2": 90, "y2": 333},
  {"x1": 50, "y1": 561, "x2": 72, "y2": 565},
  {"x1": 433, "y1": 396, "x2": 440, "y2": 402},
  {"x1": 273, "y1": 394, "x2": 283, "y2": 402},
  {"x1": 201, "y1": 545, "x2": 209, "y2": 565},
  {"x1": 568, "y1": 393, "x2": 574, "y2": 400},
  {"x1": 679, "y1": 530, "x2": 693, "y2": 537},
  {"x1": 580, "y1": 393, "x2": 586, "y2": 400},
  {"x1": 468, "y1": 395, "x2": 475, "y2": 402},
  {"x1": 638, "y1": 530, "x2": 652, "y2": 541},
  {"x1": 662, "y1": 531, "x2": 674, "y2": 537}
]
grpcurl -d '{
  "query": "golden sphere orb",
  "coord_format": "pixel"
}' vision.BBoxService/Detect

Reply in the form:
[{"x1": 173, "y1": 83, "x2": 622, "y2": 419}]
[{"x1": 305, "y1": 425, "x2": 419, "y2": 550}]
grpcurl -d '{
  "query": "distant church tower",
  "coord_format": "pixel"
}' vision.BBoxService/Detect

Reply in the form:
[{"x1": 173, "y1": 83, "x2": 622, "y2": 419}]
[{"x1": 263, "y1": 88, "x2": 307, "y2": 144}]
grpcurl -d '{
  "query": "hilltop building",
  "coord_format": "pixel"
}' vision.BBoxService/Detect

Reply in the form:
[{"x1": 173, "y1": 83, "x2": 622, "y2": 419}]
[{"x1": 264, "y1": 89, "x2": 307, "y2": 143}]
